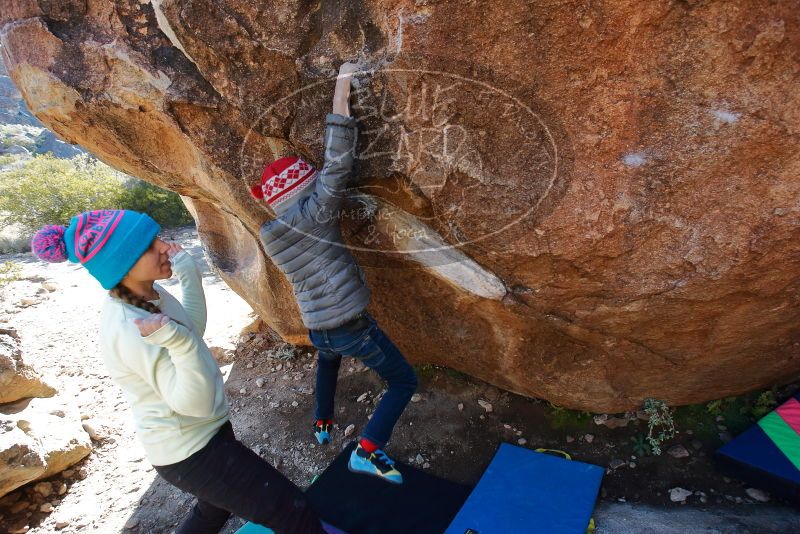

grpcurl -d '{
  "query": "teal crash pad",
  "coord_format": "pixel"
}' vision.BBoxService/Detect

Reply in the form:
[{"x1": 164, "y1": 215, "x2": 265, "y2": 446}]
[
  {"x1": 236, "y1": 520, "x2": 345, "y2": 534},
  {"x1": 235, "y1": 523, "x2": 273, "y2": 534}
]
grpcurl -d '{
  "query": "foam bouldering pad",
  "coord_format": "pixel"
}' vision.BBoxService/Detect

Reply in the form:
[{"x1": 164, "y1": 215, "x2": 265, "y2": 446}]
[
  {"x1": 304, "y1": 442, "x2": 471, "y2": 534},
  {"x1": 716, "y1": 393, "x2": 800, "y2": 504},
  {"x1": 444, "y1": 444, "x2": 604, "y2": 534},
  {"x1": 235, "y1": 520, "x2": 346, "y2": 534},
  {"x1": 235, "y1": 523, "x2": 273, "y2": 534}
]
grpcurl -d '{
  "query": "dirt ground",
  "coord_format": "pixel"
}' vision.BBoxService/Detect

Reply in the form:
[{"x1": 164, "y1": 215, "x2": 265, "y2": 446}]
[{"x1": 1, "y1": 227, "x2": 798, "y2": 533}]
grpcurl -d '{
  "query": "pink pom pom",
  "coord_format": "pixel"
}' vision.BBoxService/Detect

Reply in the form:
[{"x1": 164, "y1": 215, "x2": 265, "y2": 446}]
[{"x1": 31, "y1": 225, "x2": 68, "y2": 263}]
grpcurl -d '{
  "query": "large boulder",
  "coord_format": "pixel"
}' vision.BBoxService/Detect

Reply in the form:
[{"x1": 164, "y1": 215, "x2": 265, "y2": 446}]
[
  {"x1": 0, "y1": 328, "x2": 55, "y2": 404},
  {"x1": 1, "y1": 1, "x2": 798, "y2": 411},
  {"x1": 0, "y1": 397, "x2": 92, "y2": 498},
  {"x1": 0, "y1": 424, "x2": 43, "y2": 500}
]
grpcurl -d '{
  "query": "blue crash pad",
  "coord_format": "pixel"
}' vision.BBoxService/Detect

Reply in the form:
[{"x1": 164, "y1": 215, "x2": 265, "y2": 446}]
[
  {"x1": 715, "y1": 395, "x2": 800, "y2": 504},
  {"x1": 444, "y1": 444, "x2": 604, "y2": 534}
]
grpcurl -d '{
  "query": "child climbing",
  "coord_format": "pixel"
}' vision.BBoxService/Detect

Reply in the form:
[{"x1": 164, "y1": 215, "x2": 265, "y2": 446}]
[
  {"x1": 252, "y1": 62, "x2": 418, "y2": 485},
  {"x1": 31, "y1": 210, "x2": 330, "y2": 534}
]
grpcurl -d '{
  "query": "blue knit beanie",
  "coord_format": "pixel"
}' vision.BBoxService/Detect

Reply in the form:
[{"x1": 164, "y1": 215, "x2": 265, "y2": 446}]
[{"x1": 31, "y1": 210, "x2": 161, "y2": 289}]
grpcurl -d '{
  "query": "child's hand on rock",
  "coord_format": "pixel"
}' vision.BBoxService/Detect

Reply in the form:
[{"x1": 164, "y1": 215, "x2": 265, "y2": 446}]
[
  {"x1": 338, "y1": 62, "x2": 359, "y2": 78},
  {"x1": 133, "y1": 313, "x2": 171, "y2": 337}
]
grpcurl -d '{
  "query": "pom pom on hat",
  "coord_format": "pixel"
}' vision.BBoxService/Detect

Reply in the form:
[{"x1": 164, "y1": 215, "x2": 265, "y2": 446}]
[
  {"x1": 31, "y1": 225, "x2": 68, "y2": 263},
  {"x1": 30, "y1": 211, "x2": 161, "y2": 289},
  {"x1": 250, "y1": 183, "x2": 264, "y2": 199}
]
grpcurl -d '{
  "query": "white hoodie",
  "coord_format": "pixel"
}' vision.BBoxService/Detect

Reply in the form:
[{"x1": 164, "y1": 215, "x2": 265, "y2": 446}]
[{"x1": 99, "y1": 250, "x2": 229, "y2": 466}]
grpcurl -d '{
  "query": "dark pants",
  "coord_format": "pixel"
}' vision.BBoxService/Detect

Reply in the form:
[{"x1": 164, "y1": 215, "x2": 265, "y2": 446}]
[
  {"x1": 309, "y1": 312, "x2": 418, "y2": 448},
  {"x1": 154, "y1": 421, "x2": 326, "y2": 534}
]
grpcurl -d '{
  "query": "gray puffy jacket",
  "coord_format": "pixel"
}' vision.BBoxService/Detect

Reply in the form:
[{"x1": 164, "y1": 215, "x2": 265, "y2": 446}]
[{"x1": 258, "y1": 113, "x2": 370, "y2": 331}]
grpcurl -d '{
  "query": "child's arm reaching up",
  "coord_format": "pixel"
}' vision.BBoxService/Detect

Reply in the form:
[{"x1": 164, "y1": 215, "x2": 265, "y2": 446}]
[
  {"x1": 310, "y1": 62, "x2": 360, "y2": 213},
  {"x1": 332, "y1": 62, "x2": 357, "y2": 117}
]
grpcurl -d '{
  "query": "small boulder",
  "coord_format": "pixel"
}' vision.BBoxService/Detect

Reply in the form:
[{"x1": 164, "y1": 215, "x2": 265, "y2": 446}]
[
  {"x1": 608, "y1": 459, "x2": 626, "y2": 470},
  {"x1": 33, "y1": 481, "x2": 52, "y2": 497},
  {"x1": 745, "y1": 488, "x2": 770, "y2": 502},
  {"x1": 0, "y1": 329, "x2": 56, "y2": 404},
  {"x1": 1, "y1": 397, "x2": 91, "y2": 498},
  {"x1": 667, "y1": 444, "x2": 690, "y2": 458},
  {"x1": 669, "y1": 487, "x2": 693, "y2": 503}
]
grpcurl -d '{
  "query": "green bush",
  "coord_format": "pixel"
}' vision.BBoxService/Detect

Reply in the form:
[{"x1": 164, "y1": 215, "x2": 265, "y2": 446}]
[
  {"x1": 751, "y1": 390, "x2": 777, "y2": 419},
  {"x1": 0, "y1": 154, "x2": 19, "y2": 168},
  {"x1": 547, "y1": 401, "x2": 593, "y2": 430},
  {"x1": 643, "y1": 398, "x2": 677, "y2": 455},
  {"x1": 119, "y1": 179, "x2": 194, "y2": 228},
  {"x1": 702, "y1": 390, "x2": 776, "y2": 426},
  {"x1": 630, "y1": 433, "x2": 652, "y2": 456},
  {"x1": 0, "y1": 154, "x2": 124, "y2": 233},
  {"x1": 0, "y1": 261, "x2": 21, "y2": 288},
  {"x1": 0, "y1": 153, "x2": 193, "y2": 233}
]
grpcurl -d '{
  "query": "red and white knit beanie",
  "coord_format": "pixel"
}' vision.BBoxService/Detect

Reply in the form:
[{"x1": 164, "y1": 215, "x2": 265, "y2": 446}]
[{"x1": 250, "y1": 156, "x2": 318, "y2": 209}]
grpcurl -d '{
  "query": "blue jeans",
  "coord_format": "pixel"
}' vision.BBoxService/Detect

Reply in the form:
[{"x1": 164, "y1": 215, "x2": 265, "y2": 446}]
[{"x1": 309, "y1": 312, "x2": 417, "y2": 448}]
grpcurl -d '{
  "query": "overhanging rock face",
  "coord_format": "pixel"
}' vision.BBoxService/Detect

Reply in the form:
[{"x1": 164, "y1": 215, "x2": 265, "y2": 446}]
[{"x1": 2, "y1": 1, "x2": 799, "y2": 411}]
